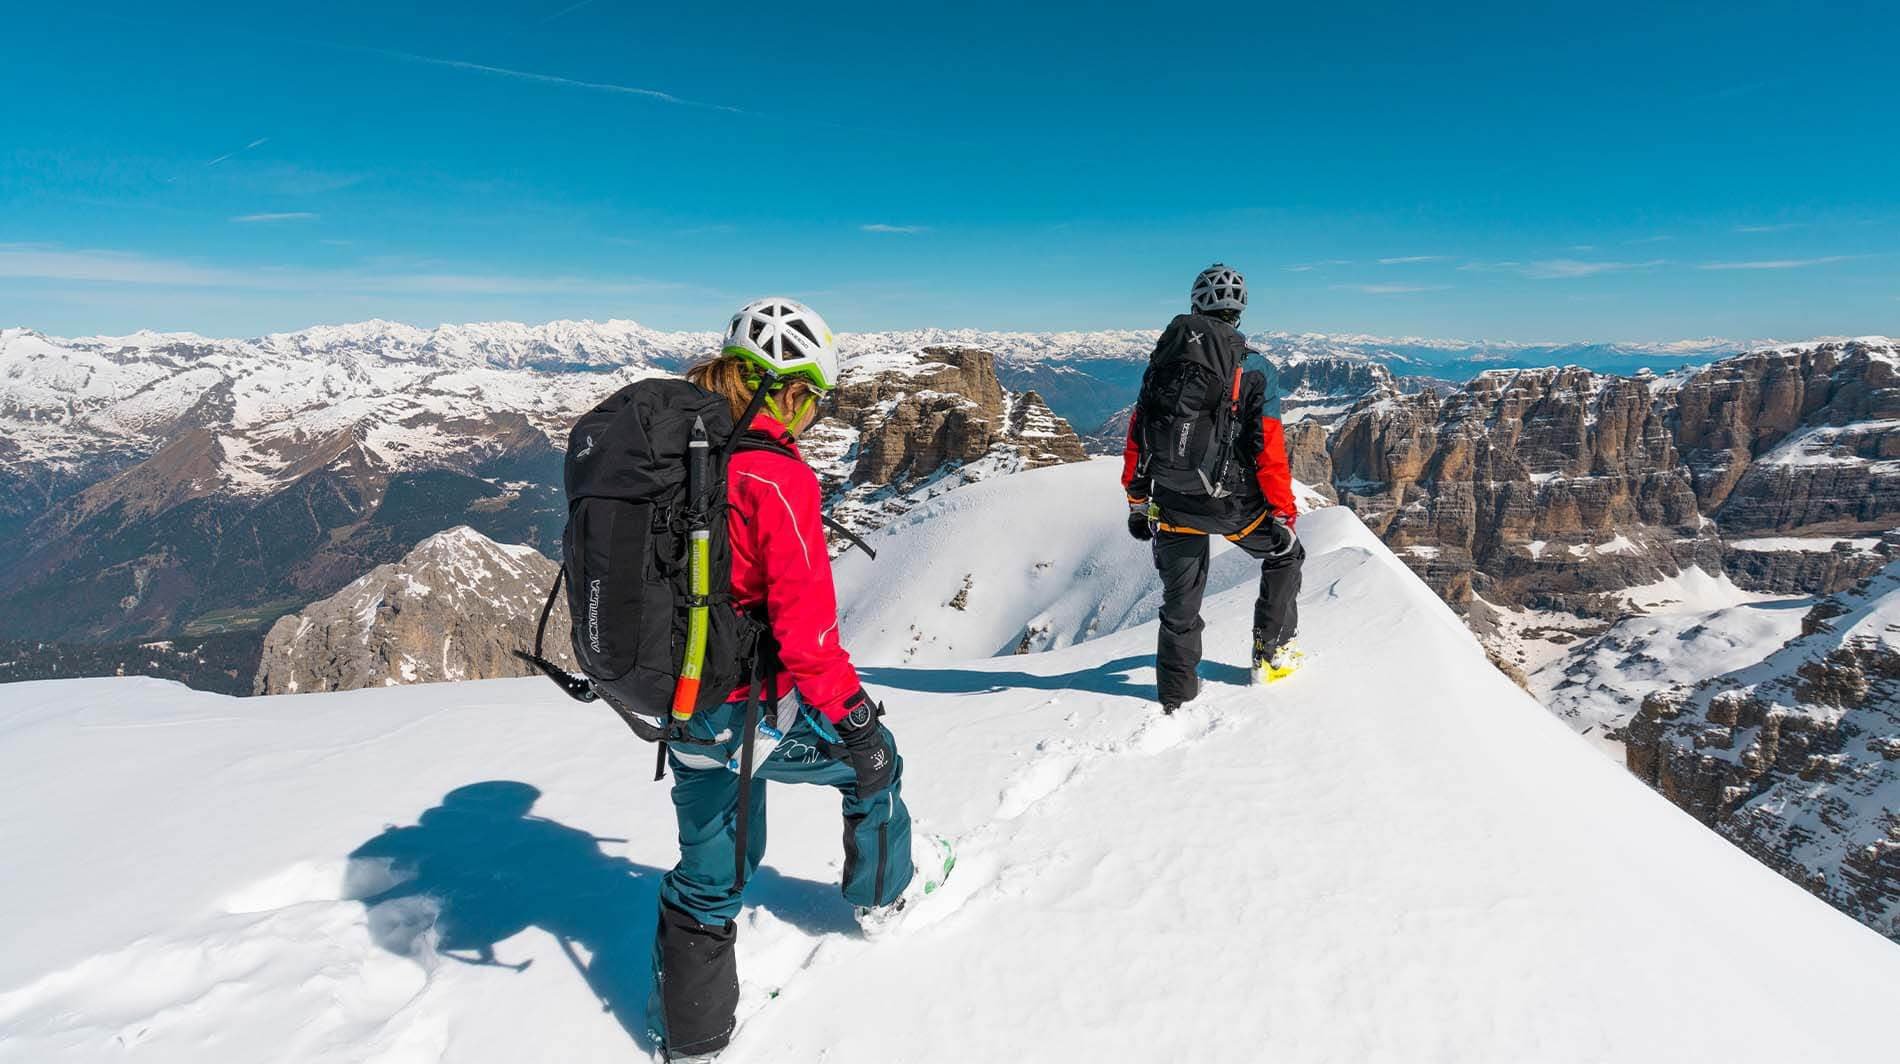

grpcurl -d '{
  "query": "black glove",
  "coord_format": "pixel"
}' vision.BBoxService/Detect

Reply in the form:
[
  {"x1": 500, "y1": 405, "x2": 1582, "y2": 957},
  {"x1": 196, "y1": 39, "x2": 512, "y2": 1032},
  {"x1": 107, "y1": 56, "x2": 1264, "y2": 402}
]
[
  {"x1": 837, "y1": 688, "x2": 896, "y2": 795},
  {"x1": 1126, "y1": 501, "x2": 1154, "y2": 542}
]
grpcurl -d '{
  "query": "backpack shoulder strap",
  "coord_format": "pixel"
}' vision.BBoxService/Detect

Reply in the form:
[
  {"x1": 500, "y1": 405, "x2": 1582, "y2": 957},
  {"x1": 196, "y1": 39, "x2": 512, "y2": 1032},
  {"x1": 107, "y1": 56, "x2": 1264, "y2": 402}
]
[
  {"x1": 731, "y1": 431, "x2": 798, "y2": 461},
  {"x1": 731, "y1": 432, "x2": 879, "y2": 559}
]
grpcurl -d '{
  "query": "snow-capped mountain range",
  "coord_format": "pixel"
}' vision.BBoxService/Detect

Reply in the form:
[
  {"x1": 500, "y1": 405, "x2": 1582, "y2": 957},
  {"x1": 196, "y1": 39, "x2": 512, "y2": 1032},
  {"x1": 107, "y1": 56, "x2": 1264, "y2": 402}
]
[
  {"x1": 3, "y1": 319, "x2": 1890, "y2": 653},
  {"x1": 0, "y1": 318, "x2": 1838, "y2": 501}
]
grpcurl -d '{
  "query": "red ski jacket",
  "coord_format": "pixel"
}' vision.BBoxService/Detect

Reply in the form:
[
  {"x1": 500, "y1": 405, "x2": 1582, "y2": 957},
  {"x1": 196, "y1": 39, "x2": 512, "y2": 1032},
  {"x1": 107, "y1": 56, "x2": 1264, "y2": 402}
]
[{"x1": 724, "y1": 413, "x2": 860, "y2": 722}]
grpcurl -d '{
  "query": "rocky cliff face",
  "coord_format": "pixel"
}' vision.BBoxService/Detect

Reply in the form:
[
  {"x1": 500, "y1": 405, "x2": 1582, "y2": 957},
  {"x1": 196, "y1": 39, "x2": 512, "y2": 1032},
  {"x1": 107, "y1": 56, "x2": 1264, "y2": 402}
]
[
  {"x1": 1674, "y1": 340, "x2": 1900, "y2": 532},
  {"x1": 806, "y1": 346, "x2": 1087, "y2": 538},
  {"x1": 254, "y1": 527, "x2": 571, "y2": 695},
  {"x1": 1620, "y1": 563, "x2": 1899, "y2": 942},
  {"x1": 1323, "y1": 339, "x2": 1899, "y2": 609}
]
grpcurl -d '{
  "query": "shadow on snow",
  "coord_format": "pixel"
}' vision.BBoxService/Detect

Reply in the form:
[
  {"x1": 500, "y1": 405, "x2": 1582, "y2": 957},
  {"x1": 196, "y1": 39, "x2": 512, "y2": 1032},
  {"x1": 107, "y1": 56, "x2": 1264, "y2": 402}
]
[
  {"x1": 345, "y1": 780, "x2": 854, "y2": 1052},
  {"x1": 860, "y1": 654, "x2": 1250, "y2": 699}
]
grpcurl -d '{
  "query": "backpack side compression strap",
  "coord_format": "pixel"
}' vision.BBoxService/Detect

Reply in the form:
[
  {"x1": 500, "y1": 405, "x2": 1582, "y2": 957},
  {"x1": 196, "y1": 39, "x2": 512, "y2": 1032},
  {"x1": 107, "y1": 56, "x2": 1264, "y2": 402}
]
[{"x1": 730, "y1": 648, "x2": 778, "y2": 892}]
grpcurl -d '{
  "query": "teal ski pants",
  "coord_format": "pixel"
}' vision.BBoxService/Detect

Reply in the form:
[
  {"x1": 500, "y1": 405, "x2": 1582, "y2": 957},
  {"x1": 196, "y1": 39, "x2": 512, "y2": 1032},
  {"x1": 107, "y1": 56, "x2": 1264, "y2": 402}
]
[{"x1": 650, "y1": 692, "x2": 912, "y2": 1058}]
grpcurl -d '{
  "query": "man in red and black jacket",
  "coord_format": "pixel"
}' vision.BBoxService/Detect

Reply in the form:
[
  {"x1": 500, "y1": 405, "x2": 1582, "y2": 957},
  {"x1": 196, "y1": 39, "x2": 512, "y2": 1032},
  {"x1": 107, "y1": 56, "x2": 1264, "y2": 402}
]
[{"x1": 1123, "y1": 264, "x2": 1305, "y2": 712}]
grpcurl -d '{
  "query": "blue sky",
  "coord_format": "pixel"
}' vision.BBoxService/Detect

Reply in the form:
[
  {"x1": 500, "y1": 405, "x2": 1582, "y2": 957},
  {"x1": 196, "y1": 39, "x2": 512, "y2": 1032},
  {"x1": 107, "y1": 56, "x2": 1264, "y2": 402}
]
[{"x1": 2, "y1": 0, "x2": 1896, "y2": 340}]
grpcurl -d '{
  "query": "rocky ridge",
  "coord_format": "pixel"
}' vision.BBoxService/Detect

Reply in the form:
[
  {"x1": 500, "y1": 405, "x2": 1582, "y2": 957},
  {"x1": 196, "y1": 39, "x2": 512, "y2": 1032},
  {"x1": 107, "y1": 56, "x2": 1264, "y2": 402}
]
[
  {"x1": 804, "y1": 346, "x2": 1087, "y2": 541},
  {"x1": 254, "y1": 526, "x2": 572, "y2": 695},
  {"x1": 1620, "y1": 562, "x2": 1899, "y2": 942}
]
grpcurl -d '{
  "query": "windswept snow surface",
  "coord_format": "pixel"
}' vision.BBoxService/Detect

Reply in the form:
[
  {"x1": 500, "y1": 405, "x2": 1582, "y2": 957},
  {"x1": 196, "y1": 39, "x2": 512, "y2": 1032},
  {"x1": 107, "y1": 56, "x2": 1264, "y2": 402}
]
[{"x1": 2, "y1": 464, "x2": 1897, "y2": 1063}]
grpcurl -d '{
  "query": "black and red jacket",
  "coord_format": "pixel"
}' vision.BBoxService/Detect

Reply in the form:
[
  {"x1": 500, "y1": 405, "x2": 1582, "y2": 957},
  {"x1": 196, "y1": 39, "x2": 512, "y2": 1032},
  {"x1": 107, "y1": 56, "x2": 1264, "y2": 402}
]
[{"x1": 1122, "y1": 346, "x2": 1298, "y2": 538}]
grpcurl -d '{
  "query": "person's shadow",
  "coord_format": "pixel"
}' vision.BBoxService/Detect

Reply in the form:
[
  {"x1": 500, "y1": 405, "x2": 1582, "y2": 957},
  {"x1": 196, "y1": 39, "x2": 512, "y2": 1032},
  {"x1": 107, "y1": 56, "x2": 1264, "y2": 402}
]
[
  {"x1": 860, "y1": 654, "x2": 1249, "y2": 699},
  {"x1": 345, "y1": 780, "x2": 856, "y2": 1051}
]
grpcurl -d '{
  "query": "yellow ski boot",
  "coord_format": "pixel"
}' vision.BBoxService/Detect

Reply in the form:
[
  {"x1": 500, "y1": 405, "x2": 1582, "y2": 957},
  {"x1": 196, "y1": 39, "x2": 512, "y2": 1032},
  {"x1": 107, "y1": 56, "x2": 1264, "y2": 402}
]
[{"x1": 1252, "y1": 639, "x2": 1304, "y2": 685}]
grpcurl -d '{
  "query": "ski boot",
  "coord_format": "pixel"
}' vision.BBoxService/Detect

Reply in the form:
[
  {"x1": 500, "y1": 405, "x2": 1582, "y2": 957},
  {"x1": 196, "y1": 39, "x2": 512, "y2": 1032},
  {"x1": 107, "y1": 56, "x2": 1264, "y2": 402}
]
[
  {"x1": 1161, "y1": 677, "x2": 1204, "y2": 715},
  {"x1": 856, "y1": 834, "x2": 955, "y2": 937},
  {"x1": 1252, "y1": 638, "x2": 1304, "y2": 685}
]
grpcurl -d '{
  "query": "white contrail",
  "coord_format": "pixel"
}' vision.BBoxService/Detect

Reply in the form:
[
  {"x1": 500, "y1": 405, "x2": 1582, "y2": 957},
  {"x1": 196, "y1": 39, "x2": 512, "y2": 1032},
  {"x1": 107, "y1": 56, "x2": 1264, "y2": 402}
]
[
  {"x1": 379, "y1": 48, "x2": 741, "y2": 113},
  {"x1": 540, "y1": 0, "x2": 604, "y2": 23},
  {"x1": 206, "y1": 137, "x2": 270, "y2": 167}
]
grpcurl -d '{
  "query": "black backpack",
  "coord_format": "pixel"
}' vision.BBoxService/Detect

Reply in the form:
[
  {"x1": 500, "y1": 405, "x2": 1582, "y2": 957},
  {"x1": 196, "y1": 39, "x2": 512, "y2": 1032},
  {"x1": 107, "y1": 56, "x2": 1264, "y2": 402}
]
[
  {"x1": 517, "y1": 374, "x2": 877, "y2": 757},
  {"x1": 1137, "y1": 313, "x2": 1249, "y2": 498},
  {"x1": 537, "y1": 377, "x2": 760, "y2": 741}
]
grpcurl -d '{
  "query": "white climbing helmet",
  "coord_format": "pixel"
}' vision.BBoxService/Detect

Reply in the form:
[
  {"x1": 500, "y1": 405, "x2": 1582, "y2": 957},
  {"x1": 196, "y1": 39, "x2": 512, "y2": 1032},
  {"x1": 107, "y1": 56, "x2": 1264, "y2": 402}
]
[
  {"x1": 721, "y1": 297, "x2": 841, "y2": 391},
  {"x1": 1190, "y1": 263, "x2": 1248, "y2": 314}
]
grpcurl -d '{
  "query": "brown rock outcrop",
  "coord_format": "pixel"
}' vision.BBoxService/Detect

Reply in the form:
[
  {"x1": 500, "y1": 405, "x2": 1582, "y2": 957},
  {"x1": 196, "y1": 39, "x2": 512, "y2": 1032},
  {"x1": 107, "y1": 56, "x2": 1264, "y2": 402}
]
[
  {"x1": 1286, "y1": 419, "x2": 1333, "y2": 498},
  {"x1": 254, "y1": 526, "x2": 571, "y2": 694},
  {"x1": 813, "y1": 346, "x2": 1089, "y2": 539},
  {"x1": 829, "y1": 347, "x2": 1012, "y2": 485}
]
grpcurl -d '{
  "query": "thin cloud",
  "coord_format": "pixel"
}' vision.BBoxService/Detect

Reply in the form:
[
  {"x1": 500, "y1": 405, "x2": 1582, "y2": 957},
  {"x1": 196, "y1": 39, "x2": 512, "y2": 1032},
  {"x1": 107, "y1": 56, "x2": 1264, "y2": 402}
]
[
  {"x1": 540, "y1": 0, "x2": 603, "y2": 23},
  {"x1": 0, "y1": 244, "x2": 243, "y2": 287},
  {"x1": 861, "y1": 223, "x2": 929, "y2": 234},
  {"x1": 0, "y1": 242, "x2": 689, "y2": 298},
  {"x1": 378, "y1": 48, "x2": 741, "y2": 113},
  {"x1": 1330, "y1": 283, "x2": 1450, "y2": 294},
  {"x1": 1458, "y1": 260, "x2": 1523, "y2": 272},
  {"x1": 1377, "y1": 255, "x2": 1446, "y2": 265},
  {"x1": 232, "y1": 212, "x2": 319, "y2": 223},
  {"x1": 205, "y1": 137, "x2": 269, "y2": 167},
  {"x1": 1524, "y1": 258, "x2": 1666, "y2": 279},
  {"x1": 1625, "y1": 234, "x2": 1674, "y2": 245},
  {"x1": 1285, "y1": 259, "x2": 1350, "y2": 271},
  {"x1": 1734, "y1": 223, "x2": 1801, "y2": 234},
  {"x1": 1698, "y1": 256, "x2": 1853, "y2": 271}
]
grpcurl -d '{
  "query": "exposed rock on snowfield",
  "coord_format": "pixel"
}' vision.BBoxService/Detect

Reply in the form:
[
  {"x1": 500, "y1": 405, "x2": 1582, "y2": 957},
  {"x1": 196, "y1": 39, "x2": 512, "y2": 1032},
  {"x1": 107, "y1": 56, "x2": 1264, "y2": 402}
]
[
  {"x1": 1619, "y1": 563, "x2": 1900, "y2": 941},
  {"x1": 253, "y1": 527, "x2": 570, "y2": 695}
]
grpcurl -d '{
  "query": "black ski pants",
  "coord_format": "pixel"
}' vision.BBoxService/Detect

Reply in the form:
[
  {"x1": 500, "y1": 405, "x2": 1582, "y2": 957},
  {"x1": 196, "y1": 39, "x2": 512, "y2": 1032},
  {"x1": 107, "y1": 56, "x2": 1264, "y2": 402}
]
[{"x1": 1152, "y1": 519, "x2": 1305, "y2": 706}]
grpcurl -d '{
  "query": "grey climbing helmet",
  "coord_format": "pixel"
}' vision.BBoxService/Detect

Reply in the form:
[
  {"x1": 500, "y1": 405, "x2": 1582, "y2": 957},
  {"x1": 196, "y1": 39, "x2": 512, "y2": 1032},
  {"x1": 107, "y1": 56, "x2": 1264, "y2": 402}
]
[{"x1": 1190, "y1": 263, "x2": 1247, "y2": 315}]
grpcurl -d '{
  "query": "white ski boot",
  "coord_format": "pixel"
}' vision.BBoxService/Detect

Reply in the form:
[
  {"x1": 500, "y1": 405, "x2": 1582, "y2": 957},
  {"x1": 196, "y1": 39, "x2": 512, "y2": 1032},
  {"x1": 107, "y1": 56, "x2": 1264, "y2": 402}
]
[{"x1": 855, "y1": 833, "x2": 955, "y2": 937}]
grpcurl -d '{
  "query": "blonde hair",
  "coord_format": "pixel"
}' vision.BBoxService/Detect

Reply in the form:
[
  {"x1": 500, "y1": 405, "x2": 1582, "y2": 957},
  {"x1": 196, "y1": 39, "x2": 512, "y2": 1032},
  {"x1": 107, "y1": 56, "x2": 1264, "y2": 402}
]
[{"x1": 686, "y1": 354, "x2": 819, "y2": 428}]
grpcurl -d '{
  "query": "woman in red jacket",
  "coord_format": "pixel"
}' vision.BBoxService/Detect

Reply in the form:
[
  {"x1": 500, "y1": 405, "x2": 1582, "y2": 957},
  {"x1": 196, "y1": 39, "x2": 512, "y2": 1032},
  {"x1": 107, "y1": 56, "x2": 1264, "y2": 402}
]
[{"x1": 650, "y1": 297, "x2": 950, "y2": 1063}]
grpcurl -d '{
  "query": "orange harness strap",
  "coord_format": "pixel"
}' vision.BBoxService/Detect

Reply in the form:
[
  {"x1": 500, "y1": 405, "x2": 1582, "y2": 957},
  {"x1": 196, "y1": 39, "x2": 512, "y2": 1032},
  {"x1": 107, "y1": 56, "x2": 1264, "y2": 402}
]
[{"x1": 1152, "y1": 507, "x2": 1273, "y2": 540}]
